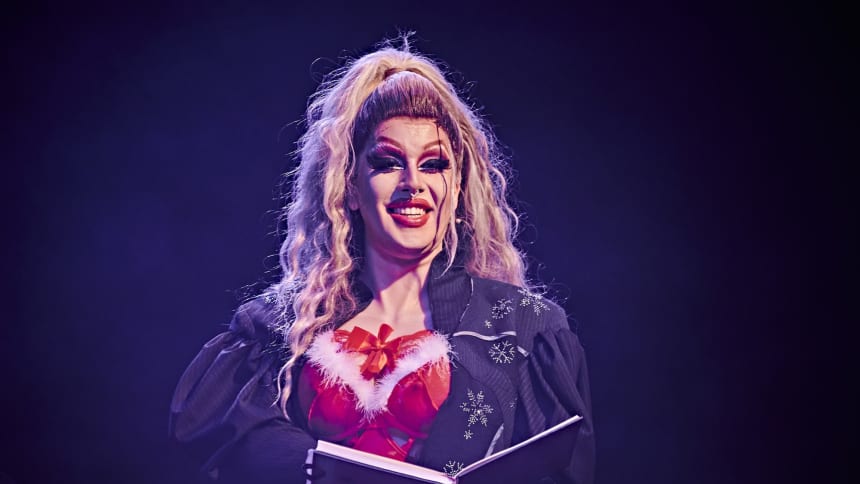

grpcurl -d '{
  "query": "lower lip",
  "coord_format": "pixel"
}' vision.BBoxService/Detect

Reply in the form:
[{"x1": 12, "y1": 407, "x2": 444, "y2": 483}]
[{"x1": 389, "y1": 211, "x2": 431, "y2": 228}]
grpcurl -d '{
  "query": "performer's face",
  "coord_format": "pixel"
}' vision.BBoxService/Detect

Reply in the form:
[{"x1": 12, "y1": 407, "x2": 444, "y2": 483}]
[{"x1": 350, "y1": 116, "x2": 458, "y2": 263}]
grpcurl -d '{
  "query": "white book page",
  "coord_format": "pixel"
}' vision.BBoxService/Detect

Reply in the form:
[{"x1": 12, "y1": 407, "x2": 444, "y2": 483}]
[
  {"x1": 313, "y1": 440, "x2": 453, "y2": 484},
  {"x1": 457, "y1": 415, "x2": 583, "y2": 477}
]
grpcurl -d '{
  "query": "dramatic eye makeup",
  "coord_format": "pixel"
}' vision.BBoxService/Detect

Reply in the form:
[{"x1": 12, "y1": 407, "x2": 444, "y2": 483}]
[
  {"x1": 365, "y1": 143, "x2": 452, "y2": 174},
  {"x1": 419, "y1": 157, "x2": 451, "y2": 173},
  {"x1": 366, "y1": 145, "x2": 405, "y2": 172}
]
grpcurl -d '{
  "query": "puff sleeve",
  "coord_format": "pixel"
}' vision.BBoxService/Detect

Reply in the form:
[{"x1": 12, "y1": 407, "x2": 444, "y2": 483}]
[
  {"x1": 168, "y1": 298, "x2": 315, "y2": 483},
  {"x1": 516, "y1": 314, "x2": 595, "y2": 484}
]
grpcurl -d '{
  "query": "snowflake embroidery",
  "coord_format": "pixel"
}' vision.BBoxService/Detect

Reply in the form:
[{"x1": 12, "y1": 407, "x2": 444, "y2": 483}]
[
  {"x1": 489, "y1": 340, "x2": 516, "y2": 364},
  {"x1": 484, "y1": 320, "x2": 493, "y2": 329},
  {"x1": 444, "y1": 461, "x2": 464, "y2": 477},
  {"x1": 460, "y1": 389, "x2": 494, "y2": 427},
  {"x1": 518, "y1": 288, "x2": 549, "y2": 315},
  {"x1": 491, "y1": 298, "x2": 514, "y2": 319},
  {"x1": 464, "y1": 429, "x2": 473, "y2": 440}
]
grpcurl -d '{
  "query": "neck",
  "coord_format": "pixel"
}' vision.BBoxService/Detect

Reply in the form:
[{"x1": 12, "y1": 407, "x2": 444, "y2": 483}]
[{"x1": 360, "y1": 245, "x2": 443, "y2": 316}]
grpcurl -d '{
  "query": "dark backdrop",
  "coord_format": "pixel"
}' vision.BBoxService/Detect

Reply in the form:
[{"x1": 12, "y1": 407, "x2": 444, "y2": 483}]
[{"x1": 2, "y1": 1, "x2": 848, "y2": 483}]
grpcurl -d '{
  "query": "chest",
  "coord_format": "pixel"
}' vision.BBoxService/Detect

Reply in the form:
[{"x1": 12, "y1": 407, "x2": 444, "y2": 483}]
[{"x1": 296, "y1": 326, "x2": 453, "y2": 461}]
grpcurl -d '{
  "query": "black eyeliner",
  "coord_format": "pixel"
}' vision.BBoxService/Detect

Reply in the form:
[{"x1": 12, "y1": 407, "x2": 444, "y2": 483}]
[{"x1": 421, "y1": 158, "x2": 451, "y2": 171}]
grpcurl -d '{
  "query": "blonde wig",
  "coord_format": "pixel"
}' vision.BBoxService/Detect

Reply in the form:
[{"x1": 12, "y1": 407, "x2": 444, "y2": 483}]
[{"x1": 274, "y1": 43, "x2": 527, "y2": 413}]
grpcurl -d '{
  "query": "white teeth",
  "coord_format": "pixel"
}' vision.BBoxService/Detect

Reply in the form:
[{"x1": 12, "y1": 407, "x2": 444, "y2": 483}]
[{"x1": 391, "y1": 207, "x2": 427, "y2": 216}]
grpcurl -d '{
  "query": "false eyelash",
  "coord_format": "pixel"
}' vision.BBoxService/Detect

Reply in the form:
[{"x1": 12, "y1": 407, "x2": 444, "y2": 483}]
[
  {"x1": 421, "y1": 158, "x2": 451, "y2": 172},
  {"x1": 367, "y1": 155, "x2": 404, "y2": 171}
]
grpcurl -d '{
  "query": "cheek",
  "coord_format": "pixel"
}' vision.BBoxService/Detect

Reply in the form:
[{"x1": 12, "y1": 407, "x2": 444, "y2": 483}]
[
  {"x1": 357, "y1": 176, "x2": 393, "y2": 213},
  {"x1": 437, "y1": 173, "x2": 457, "y2": 206}
]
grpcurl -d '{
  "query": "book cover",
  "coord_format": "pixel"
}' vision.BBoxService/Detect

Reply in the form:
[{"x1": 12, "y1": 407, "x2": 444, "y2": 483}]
[{"x1": 304, "y1": 415, "x2": 583, "y2": 483}]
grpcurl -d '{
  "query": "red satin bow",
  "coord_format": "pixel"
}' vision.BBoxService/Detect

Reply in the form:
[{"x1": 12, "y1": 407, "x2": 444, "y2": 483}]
[{"x1": 343, "y1": 324, "x2": 403, "y2": 379}]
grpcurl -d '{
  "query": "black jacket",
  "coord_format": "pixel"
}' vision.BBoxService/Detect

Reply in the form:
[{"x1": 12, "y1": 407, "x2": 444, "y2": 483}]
[{"x1": 169, "y1": 256, "x2": 594, "y2": 483}]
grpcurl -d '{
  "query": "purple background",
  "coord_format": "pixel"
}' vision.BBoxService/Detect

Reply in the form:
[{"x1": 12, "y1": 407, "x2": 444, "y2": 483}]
[{"x1": 2, "y1": 1, "x2": 848, "y2": 483}]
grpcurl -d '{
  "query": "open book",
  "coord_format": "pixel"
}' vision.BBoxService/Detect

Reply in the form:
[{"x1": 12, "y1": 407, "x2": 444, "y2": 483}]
[{"x1": 304, "y1": 415, "x2": 582, "y2": 483}]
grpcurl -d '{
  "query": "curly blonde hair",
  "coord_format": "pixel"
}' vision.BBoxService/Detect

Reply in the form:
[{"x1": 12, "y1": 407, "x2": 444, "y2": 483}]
[{"x1": 274, "y1": 42, "x2": 527, "y2": 413}]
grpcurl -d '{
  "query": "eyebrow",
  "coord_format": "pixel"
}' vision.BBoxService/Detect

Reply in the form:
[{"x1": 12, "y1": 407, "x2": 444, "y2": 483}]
[
  {"x1": 372, "y1": 136, "x2": 451, "y2": 154},
  {"x1": 367, "y1": 142, "x2": 404, "y2": 156},
  {"x1": 422, "y1": 140, "x2": 447, "y2": 151}
]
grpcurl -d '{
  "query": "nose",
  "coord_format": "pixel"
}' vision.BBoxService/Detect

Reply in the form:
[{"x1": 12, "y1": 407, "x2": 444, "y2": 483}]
[{"x1": 399, "y1": 165, "x2": 425, "y2": 196}]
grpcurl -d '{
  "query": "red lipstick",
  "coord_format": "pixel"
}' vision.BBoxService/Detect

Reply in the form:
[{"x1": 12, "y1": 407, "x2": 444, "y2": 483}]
[{"x1": 386, "y1": 198, "x2": 433, "y2": 228}]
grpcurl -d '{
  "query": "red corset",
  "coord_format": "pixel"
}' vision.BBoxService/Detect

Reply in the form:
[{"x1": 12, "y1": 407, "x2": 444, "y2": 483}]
[{"x1": 298, "y1": 324, "x2": 451, "y2": 461}]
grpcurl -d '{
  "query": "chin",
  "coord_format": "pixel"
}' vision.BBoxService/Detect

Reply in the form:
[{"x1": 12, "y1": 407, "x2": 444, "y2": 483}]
[
  {"x1": 365, "y1": 222, "x2": 447, "y2": 261},
  {"x1": 392, "y1": 243, "x2": 438, "y2": 258},
  {"x1": 380, "y1": 238, "x2": 443, "y2": 261}
]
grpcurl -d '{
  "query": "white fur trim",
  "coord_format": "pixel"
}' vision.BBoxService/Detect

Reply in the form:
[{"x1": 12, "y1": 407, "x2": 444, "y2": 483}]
[{"x1": 305, "y1": 330, "x2": 451, "y2": 418}]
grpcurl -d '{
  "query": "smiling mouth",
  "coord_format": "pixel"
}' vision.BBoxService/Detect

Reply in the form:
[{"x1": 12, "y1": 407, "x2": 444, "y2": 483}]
[
  {"x1": 386, "y1": 200, "x2": 433, "y2": 227},
  {"x1": 387, "y1": 206, "x2": 429, "y2": 216}
]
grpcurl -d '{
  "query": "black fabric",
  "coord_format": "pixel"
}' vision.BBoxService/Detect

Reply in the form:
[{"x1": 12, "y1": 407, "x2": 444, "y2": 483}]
[{"x1": 169, "y1": 254, "x2": 594, "y2": 483}]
